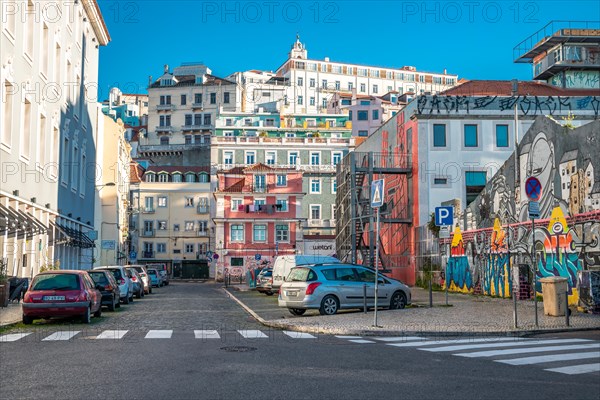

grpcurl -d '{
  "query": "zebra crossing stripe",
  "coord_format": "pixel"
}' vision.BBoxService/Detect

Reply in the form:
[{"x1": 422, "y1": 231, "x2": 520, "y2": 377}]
[
  {"x1": 496, "y1": 351, "x2": 600, "y2": 366},
  {"x1": 419, "y1": 338, "x2": 592, "y2": 352},
  {"x1": 336, "y1": 336, "x2": 363, "y2": 339},
  {"x1": 42, "y1": 331, "x2": 80, "y2": 341},
  {"x1": 283, "y1": 331, "x2": 316, "y2": 339},
  {"x1": 0, "y1": 332, "x2": 32, "y2": 342},
  {"x1": 95, "y1": 330, "x2": 128, "y2": 340},
  {"x1": 238, "y1": 330, "x2": 268, "y2": 339},
  {"x1": 371, "y1": 336, "x2": 423, "y2": 342},
  {"x1": 544, "y1": 363, "x2": 600, "y2": 375},
  {"x1": 456, "y1": 343, "x2": 600, "y2": 358},
  {"x1": 145, "y1": 330, "x2": 173, "y2": 339},
  {"x1": 349, "y1": 339, "x2": 376, "y2": 344},
  {"x1": 388, "y1": 337, "x2": 516, "y2": 348},
  {"x1": 194, "y1": 330, "x2": 220, "y2": 339}
]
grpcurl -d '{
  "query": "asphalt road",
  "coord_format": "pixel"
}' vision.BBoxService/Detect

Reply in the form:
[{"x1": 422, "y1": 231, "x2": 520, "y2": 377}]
[{"x1": 1, "y1": 282, "x2": 598, "y2": 400}]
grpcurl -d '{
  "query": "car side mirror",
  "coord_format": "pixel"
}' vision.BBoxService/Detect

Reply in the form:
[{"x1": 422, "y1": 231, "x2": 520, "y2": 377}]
[{"x1": 378, "y1": 278, "x2": 386, "y2": 284}]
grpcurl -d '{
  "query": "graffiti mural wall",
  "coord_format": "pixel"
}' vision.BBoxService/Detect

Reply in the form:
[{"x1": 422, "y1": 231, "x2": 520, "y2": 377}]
[{"x1": 444, "y1": 117, "x2": 600, "y2": 304}]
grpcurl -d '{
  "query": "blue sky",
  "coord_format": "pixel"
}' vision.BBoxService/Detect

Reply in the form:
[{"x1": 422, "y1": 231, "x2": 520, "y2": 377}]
[{"x1": 96, "y1": 0, "x2": 598, "y2": 99}]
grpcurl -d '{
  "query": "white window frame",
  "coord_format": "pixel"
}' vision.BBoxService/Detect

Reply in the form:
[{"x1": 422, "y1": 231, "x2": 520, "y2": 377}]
[
  {"x1": 224, "y1": 151, "x2": 234, "y2": 165},
  {"x1": 185, "y1": 221, "x2": 195, "y2": 231},
  {"x1": 265, "y1": 151, "x2": 276, "y2": 165},
  {"x1": 310, "y1": 178, "x2": 321, "y2": 194},
  {"x1": 253, "y1": 224, "x2": 267, "y2": 242},
  {"x1": 231, "y1": 224, "x2": 244, "y2": 242},
  {"x1": 331, "y1": 178, "x2": 337, "y2": 194},
  {"x1": 276, "y1": 224, "x2": 289, "y2": 242},
  {"x1": 276, "y1": 174, "x2": 287, "y2": 187},
  {"x1": 245, "y1": 151, "x2": 256, "y2": 165},
  {"x1": 332, "y1": 151, "x2": 343, "y2": 165},
  {"x1": 276, "y1": 199, "x2": 288, "y2": 212},
  {"x1": 158, "y1": 196, "x2": 167, "y2": 207},
  {"x1": 288, "y1": 151, "x2": 299, "y2": 165},
  {"x1": 231, "y1": 198, "x2": 243, "y2": 211},
  {"x1": 310, "y1": 204, "x2": 321, "y2": 220},
  {"x1": 310, "y1": 151, "x2": 321, "y2": 166}
]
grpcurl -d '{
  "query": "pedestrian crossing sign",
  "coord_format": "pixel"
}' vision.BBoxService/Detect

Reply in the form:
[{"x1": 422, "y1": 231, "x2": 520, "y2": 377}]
[{"x1": 371, "y1": 179, "x2": 385, "y2": 208}]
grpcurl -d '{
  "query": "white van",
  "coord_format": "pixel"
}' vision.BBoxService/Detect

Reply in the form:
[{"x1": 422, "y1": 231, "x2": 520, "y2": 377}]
[{"x1": 271, "y1": 255, "x2": 340, "y2": 290}]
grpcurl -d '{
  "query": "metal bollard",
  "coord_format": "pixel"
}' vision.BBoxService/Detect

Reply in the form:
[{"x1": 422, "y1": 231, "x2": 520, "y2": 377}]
[
  {"x1": 363, "y1": 284, "x2": 367, "y2": 313},
  {"x1": 429, "y1": 279, "x2": 433, "y2": 308},
  {"x1": 513, "y1": 292, "x2": 518, "y2": 329},
  {"x1": 565, "y1": 291, "x2": 570, "y2": 327}
]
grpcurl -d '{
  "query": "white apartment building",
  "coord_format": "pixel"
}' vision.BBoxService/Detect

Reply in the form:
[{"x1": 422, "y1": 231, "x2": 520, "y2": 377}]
[
  {"x1": 1, "y1": 0, "x2": 110, "y2": 276},
  {"x1": 141, "y1": 63, "x2": 239, "y2": 160},
  {"x1": 275, "y1": 37, "x2": 458, "y2": 115}
]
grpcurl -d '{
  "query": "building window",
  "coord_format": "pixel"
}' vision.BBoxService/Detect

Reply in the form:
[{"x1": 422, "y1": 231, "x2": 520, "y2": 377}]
[
  {"x1": 310, "y1": 178, "x2": 321, "y2": 194},
  {"x1": 160, "y1": 137, "x2": 169, "y2": 145},
  {"x1": 181, "y1": 94, "x2": 186, "y2": 105},
  {"x1": 231, "y1": 224, "x2": 244, "y2": 241},
  {"x1": 158, "y1": 173, "x2": 169, "y2": 182},
  {"x1": 245, "y1": 151, "x2": 256, "y2": 165},
  {"x1": 349, "y1": 110, "x2": 353, "y2": 120},
  {"x1": 210, "y1": 93, "x2": 216, "y2": 104},
  {"x1": 434, "y1": 178, "x2": 448, "y2": 185},
  {"x1": 310, "y1": 97, "x2": 315, "y2": 106},
  {"x1": 310, "y1": 205, "x2": 321, "y2": 220},
  {"x1": 288, "y1": 152, "x2": 299, "y2": 165},
  {"x1": 231, "y1": 198, "x2": 242, "y2": 211},
  {"x1": 360, "y1": 83, "x2": 366, "y2": 92},
  {"x1": 358, "y1": 130, "x2": 368, "y2": 137},
  {"x1": 298, "y1": 96, "x2": 303, "y2": 105},
  {"x1": 172, "y1": 173, "x2": 182, "y2": 182},
  {"x1": 310, "y1": 152, "x2": 320, "y2": 165},
  {"x1": 297, "y1": 77, "x2": 303, "y2": 86},
  {"x1": 309, "y1": 78, "x2": 315, "y2": 87},
  {"x1": 173, "y1": 224, "x2": 180, "y2": 231},
  {"x1": 185, "y1": 244, "x2": 195, "y2": 253},
  {"x1": 253, "y1": 224, "x2": 267, "y2": 242},
  {"x1": 322, "y1": 99, "x2": 328, "y2": 108},
  {"x1": 276, "y1": 199, "x2": 288, "y2": 212},
  {"x1": 157, "y1": 243, "x2": 167, "y2": 253},
  {"x1": 143, "y1": 221, "x2": 154, "y2": 235},
  {"x1": 158, "y1": 196, "x2": 167, "y2": 207},
  {"x1": 158, "y1": 221, "x2": 167, "y2": 230},
  {"x1": 465, "y1": 171, "x2": 487, "y2": 205},
  {"x1": 143, "y1": 242, "x2": 154, "y2": 254},
  {"x1": 185, "y1": 197, "x2": 194, "y2": 207},
  {"x1": 276, "y1": 174, "x2": 287, "y2": 186},
  {"x1": 203, "y1": 114, "x2": 211, "y2": 126},
  {"x1": 332, "y1": 152, "x2": 343, "y2": 165},
  {"x1": 335, "y1": 81, "x2": 340, "y2": 90},
  {"x1": 265, "y1": 151, "x2": 276, "y2": 165},
  {"x1": 255, "y1": 175, "x2": 266, "y2": 191},
  {"x1": 332, "y1": 179, "x2": 337, "y2": 193},
  {"x1": 496, "y1": 125, "x2": 509, "y2": 147},
  {"x1": 223, "y1": 92, "x2": 230, "y2": 103},
  {"x1": 145, "y1": 173, "x2": 155, "y2": 182},
  {"x1": 372, "y1": 110, "x2": 379, "y2": 120},
  {"x1": 357, "y1": 111, "x2": 368, "y2": 121},
  {"x1": 223, "y1": 151, "x2": 234, "y2": 165},
  {"x1": 322, "y1": 79, "x2": 328, "y2": 89},
  {"x1": 185, "y1": 221, "x2": 195, "y2": 231},
  {"x1": 185, "y1": 173, "x2": 196, "y2": 182},
  {"x1": 464, "y1": 125, "x2": 478, "y2": 147},
  {"x1": 373, "y1": 84, "x2": 378, "y2": 93},
  {"x1": 194, "y1": 93, "x2": 202, "y2": 104},
  {"x1": 276, "y1": 224, "x2": 289, "y2": 242},
  {"x1": 198, "y1": 220, "x2": 208, "y2": 234},
  {"x1": 199, "y1": 173, "x2": 209, "y2": 183},
  {"x1": 433, "y1": 124, "x2": 446, "y2": 147}
]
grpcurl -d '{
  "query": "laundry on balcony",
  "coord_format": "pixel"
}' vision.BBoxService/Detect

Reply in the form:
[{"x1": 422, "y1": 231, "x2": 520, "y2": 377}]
[{"x1": 0, "y1": 203, "x2": 48, "y2": 238}]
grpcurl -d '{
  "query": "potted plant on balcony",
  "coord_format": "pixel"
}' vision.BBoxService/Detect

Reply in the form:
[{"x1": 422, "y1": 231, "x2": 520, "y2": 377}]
[{"x1": 0, "y1": 259, "x2": 9, "y2": 307}]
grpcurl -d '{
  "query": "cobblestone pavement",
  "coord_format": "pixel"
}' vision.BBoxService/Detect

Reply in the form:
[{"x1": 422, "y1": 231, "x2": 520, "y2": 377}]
[
  {"x1": 227, "y1": 285, "x2": 600, "y2": 336},
  {"x1": 1, "y1": 281, "x2": 263, "y2": 333}
]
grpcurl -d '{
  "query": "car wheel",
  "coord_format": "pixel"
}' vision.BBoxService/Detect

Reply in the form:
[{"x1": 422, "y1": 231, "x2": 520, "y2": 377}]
[
  {"x1": 123, "y1": 295, "x2": 130, "y2": 305},
  {"x1": 319, "y1": 295, "x2": 339, "y2": 315},
  {"x1": 115, "y1": 300, "x2": 121, "y2": 309},
  {"x1": 390, "y1": 291, "x2": 407, "y2": 310},
  {"x1": 288, "y1": 308, "x2": 306, "y2": 316},
  {"x1": 136, "y1": 289, "x2": 142, "y2": 299},
  {"x1": 81, "y1": 306, "x2": 91, "y2": 324},
  {"x1": 150, "y1": 287, "x2": 153, "y2": 294},
  {"x1": 129, "y1": 294, "x2": 134, "y2": 303},
  {"x1": 22, "y1": 315, "x2": 33, "y2": 325},
  {"x1": 94, "y1": 305, "x2": 102, "y2": 318},
  {"x1": 265, "y1": 291, "x2": 274, "y2": 296},
  {"x1": 108, "y1": 296, "x2": 116, "y2": 311}
]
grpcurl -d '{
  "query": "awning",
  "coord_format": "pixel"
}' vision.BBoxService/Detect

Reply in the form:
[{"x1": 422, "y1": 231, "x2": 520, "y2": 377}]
[
  {"x1": 48, "y1": 221, "x2": 71, "y2": 246},
  {"x1": 0, "y1": 203, "x2": 48, "y2": 238},
  {"x1": 56, "y1": 224, "x2": 96, "y2": 248}
]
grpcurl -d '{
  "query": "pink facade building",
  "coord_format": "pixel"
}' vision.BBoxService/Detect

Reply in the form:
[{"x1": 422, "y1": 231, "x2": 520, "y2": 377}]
[{"x1": 213, "y1": 164, "x2": 305, "y2": 278}]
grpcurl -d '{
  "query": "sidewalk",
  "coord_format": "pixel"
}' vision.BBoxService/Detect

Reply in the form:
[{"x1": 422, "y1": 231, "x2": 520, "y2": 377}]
[
  {"x1": 225, "y1": 285, "x2": 600, "y2": 336},
  {"x1": 0, "y1": 303, "x2": 22, "y2": 327}
]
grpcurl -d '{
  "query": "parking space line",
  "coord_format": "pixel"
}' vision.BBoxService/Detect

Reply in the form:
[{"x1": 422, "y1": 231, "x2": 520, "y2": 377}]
[
  {"x1": 348, "y1": 339, "x2": 376, "y2": 344},
  {"x1": 95, "y1": 330, "x2": 128, "y2": 340},
  {"x1": 238, "y1": 330, "x2": 268, "y2": 339},
  {"x1": 371, "y1": 336, "x2": 423, "y2": 342}
]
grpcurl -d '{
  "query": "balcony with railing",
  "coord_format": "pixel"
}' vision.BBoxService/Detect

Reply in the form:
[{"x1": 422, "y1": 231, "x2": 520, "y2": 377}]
[
  {"x1": 143, "y1": 251, "x2": 155, "y2": 258},
  {"x1": 155, "y1": 126, "x2": 174, "y2": 135},
  {"x1": 196, "y1": 205, "x2": 209, "y2": 214},
  {"x1": 142, "y1": 207, "x2": 155, "y2": 214},
  {"x1": 197, "y1": 230, "x2": 209, "y2": 237},
  {"x1": 141, "y1": 230, "x2": 155, "y2": 237},
  {"x1": 532, "y1": 45, "x2": 600, "y2": 79},
  {"x1": 191, "y1": 102, "x2": 203, "y2": 109},
  {"x1": 156, "y1": 104, "x2": 175, "y2": 111}
]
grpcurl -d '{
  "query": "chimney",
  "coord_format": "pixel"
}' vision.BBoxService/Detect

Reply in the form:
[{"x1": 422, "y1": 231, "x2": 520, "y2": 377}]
[
  {"x1": 164, "y1": 64, "x2": 169, "y2": 74},
  {"x1": 324, "y1": 57, "x2": 330, "y2": 62},
  {"x1": 444, "y1": 68, "x2": 447, "y2": 75}
]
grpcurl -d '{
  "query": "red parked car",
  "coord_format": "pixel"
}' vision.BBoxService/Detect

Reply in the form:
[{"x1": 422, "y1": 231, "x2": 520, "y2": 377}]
[{"x1": 22, "y1": 270, "x2": 103, "y2": 324}]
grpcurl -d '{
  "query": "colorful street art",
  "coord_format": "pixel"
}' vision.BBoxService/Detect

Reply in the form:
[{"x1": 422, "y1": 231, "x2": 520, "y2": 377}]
[{"x1": 444, "y1": 117, "x2": 600, "y2": 305}]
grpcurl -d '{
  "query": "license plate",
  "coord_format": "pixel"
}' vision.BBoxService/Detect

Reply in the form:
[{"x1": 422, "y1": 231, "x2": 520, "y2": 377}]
[
  {"x1": 286, "y1": 291, "x2": 297, "y2": 297},
  {"x1": 43, "y1": 296, "x2": 65, "y2": 301}
]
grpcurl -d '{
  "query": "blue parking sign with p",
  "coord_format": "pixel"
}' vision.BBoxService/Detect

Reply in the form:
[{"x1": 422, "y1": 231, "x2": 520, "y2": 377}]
[{"x1": 435, "y1": 206, "x2": 454, "y2": 226}]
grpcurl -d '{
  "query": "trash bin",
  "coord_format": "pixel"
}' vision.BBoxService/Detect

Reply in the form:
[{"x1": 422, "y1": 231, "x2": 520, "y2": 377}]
[{"x1": 540, "y1": 276, "x2": 568, "y2": 316}]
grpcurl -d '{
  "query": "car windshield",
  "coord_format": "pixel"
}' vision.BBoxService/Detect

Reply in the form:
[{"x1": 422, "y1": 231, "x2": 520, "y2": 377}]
[
  {"x1": 108, "y1": 269, "x2": 123, "y2": 280},
  {"x1": 32, "y1": 274, "x2": 80, "y2": 291},
  {"x1": 262, "y1": 270, "x2": 272, "y2": 277},
  {"x1": 88, "y1": 272, "x2": 109, "y2": 285},
  {"x1": 148, "y1": 270, "x2": 157, "y2": 276},
  {"x1": 286, "y1": 267, "x2": 311, "y2": 282}
]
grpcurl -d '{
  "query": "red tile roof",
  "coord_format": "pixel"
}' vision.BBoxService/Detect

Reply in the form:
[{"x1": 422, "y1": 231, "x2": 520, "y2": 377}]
[
  {"x1": 129, "y1": 162, "x2": 145, "y2": 183},
  {"x1": 440, "y1": 80, "x2": 599, "y2": 96},
  {"x1": 220, "y1": 178, "x2": 245, "y2": 193}
]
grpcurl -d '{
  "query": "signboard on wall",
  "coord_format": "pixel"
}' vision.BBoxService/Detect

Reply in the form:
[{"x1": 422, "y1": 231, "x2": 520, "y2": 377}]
[{"x1": 304, "y1": 239, "x2": 336, "y2": 256}]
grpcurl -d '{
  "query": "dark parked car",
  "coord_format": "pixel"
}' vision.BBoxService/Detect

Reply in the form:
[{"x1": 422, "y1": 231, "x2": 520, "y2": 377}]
[
  {"x1": 88, "y1": 270, "x2": 121, "y2": 311},
  {"x1": 22, "y1": 270, "x2": 103, "y2": 324}
]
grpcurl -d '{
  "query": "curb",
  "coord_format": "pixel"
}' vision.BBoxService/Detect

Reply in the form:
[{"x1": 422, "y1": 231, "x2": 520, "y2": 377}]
[{"x1": 223, "y1": 288, "x2": 600, "y2": 337}]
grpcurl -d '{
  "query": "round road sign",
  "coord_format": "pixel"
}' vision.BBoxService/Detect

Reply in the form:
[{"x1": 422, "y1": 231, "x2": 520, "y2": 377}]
[{"x1": 525, "y1": 176, "x2": 542, "y2": 201}]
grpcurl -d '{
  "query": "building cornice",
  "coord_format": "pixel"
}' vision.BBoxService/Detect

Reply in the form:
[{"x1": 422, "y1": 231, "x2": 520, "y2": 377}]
[{"x1": 83, "y1": 0, "x2": 111, "y2": 46}]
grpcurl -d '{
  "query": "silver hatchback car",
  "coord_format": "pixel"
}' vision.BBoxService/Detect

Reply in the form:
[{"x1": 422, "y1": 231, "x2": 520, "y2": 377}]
[{"x1": 278, "y1": 263, "x2": 411, "y2": 316}]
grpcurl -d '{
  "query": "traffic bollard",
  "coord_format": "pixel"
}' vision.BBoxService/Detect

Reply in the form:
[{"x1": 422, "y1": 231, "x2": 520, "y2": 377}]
[
  {"x1": 513, "y1": 292, "x2": 518, "y2": 329},
  {"x1": 565, "y1": 291, "x2": 570, "y2": 327},
  {"x1": 363, "y1": 284, "x2": 367, "y2": 313}
]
